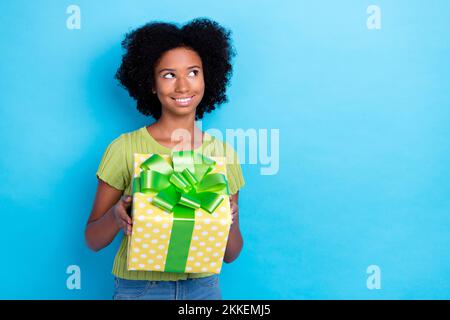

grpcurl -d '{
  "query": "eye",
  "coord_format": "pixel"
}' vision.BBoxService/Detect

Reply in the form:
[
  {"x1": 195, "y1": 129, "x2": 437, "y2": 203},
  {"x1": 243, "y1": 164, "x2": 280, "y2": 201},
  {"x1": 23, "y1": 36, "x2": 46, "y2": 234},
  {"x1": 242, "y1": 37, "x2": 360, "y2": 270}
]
[
  {"x1": 188, "y1": 70, "x2": 199, "y2": 77},
  {"x1": 163, "y1": 73, "x2": 175, "y2": 79}
]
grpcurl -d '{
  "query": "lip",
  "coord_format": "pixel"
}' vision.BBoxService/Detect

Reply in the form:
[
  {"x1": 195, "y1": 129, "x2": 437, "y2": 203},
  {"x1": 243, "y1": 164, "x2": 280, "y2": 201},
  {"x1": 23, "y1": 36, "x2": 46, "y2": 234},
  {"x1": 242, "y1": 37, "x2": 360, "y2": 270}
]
[{"x1": 171, "y1": 95, "x2": 195, "y2": 106}]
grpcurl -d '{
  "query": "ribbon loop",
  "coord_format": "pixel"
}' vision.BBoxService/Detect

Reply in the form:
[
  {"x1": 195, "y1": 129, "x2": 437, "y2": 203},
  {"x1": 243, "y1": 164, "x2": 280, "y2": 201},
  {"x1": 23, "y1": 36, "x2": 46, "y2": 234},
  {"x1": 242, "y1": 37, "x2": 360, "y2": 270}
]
[{"x1": 133, "y1": 152, "x2": 229, "y2": 214}]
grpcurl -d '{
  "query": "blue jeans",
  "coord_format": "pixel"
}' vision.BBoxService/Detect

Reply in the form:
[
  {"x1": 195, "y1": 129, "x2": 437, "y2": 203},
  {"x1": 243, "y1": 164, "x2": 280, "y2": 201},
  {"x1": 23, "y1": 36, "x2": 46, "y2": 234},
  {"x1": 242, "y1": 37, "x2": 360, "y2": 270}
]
[{"x1": 112, "y1": 274, "x2": 222, "y2": 300}]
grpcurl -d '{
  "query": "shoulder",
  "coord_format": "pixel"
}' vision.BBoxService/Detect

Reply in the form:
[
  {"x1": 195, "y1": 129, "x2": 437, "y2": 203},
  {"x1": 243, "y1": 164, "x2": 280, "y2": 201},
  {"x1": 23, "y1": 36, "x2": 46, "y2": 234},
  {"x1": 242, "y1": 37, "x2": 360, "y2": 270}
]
[{"x1": 105, "y1": 127, "x2": 143, "y2": 149}]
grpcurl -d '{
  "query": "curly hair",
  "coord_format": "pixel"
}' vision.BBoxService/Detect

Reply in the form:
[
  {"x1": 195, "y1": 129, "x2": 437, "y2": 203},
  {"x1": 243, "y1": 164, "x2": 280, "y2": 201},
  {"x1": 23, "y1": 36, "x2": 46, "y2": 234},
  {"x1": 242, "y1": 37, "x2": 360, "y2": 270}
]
[{"x1": 115, "y1": 18, "x2": 236, "y2": 120}]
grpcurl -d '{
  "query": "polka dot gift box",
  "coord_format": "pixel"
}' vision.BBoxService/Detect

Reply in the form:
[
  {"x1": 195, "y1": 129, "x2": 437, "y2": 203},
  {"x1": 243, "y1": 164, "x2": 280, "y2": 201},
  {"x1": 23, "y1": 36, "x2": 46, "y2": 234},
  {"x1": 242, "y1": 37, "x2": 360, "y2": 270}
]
[{"x1": 126, "y1": 151, "x2": 232, "y2": 274}]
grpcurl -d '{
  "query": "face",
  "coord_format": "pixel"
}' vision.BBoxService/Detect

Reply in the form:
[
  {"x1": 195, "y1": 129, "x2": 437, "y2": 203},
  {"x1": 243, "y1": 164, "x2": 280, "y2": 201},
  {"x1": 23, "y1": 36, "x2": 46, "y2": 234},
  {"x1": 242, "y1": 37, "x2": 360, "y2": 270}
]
[{"x1": 153, "y1": 47, "x2": 205, "y2": 117}]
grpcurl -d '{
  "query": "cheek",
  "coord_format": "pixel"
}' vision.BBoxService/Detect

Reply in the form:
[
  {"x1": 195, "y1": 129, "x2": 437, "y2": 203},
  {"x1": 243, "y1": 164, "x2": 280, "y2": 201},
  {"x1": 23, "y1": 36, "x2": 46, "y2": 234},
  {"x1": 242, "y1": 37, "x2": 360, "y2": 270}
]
[
  {"x1": 194, "y1": 76, "x2": 205, "y2": 94},
  {"x1": 156, "y1": 81, "x2": 173, "y2": 96}
]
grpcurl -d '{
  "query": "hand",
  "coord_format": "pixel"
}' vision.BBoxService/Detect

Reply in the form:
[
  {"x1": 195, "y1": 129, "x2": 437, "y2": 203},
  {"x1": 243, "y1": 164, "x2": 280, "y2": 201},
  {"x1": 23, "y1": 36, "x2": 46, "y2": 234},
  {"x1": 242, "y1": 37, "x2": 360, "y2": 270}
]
[
  {"x1": 112, "y1": 195, "x2": 133, "y2": 235},
  {"x1": 230, "y1": 197, "x2": 239, "y2": 226}
]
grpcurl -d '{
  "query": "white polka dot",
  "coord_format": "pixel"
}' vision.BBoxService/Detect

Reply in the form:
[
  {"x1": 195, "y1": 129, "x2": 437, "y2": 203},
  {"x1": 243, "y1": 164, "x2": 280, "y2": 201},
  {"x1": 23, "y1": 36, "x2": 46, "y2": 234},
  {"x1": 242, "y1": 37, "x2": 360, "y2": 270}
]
[
  {"x1": 195, "y1": 225, "x2": 202, "y2": 230},
  {"x1": 129, "y1": 268, "x2": 136, "y2": 271},
  {"x1": 139, "y1": 203, "x2": 145, "y2": 208},
  {"x1": 204, "y1": 218, "x2": 211, "y2": 224},
  {"x1": 158, "y1": 245, "x2": 164, "y2": 249},
  {"x1": 186, "y1": 267, "x2": 192, "y2": 271},
  {"x1": 156, "y1": 255, "x2": 163, "y2": 260},
  {"x1": 135, "y1": 238, "x2": 142, "y2": 242},
  {"x1": 153, "y1": 228, "x2": 160, "y2": 233},
  {"x1": 196, "y1": 211, "x2": 203, "y2": 217},
  {"x1": 155, "y1": 216, "x2": 163, "y2": 222},
  {"x1": 142, "y1": 244, "x2": 148, "y2": 248},
  {"x1": 201, "y1": 267, "x2": 207, "y2": 272},
  {"x1": 221, "y1": 247, "x2": 226, "y2": 251},
  {"x1": 136, "y1": 227, "x2": 143, "y2": 232},
  {"x1": 138, "y1": 215, "x2": 145, "y2": 221},
  {"x1": 206, "y1": 247, "x2": 212, "y2": 252},
  {"x1": 132, "y1": 258, "x2": 138, "y2": 262},
  {"x1": 197, "y1": 252, "x2": 204, "y2": 257},
  {"x1": 151, "y1": 239, "x2": 158, "y2": 244},
  {"x1": 146, "y1": 209, "x2": 153, "y2": 214},
  {"x1": 147, "y1": 259, "x2": 154, "y2": 264},
  {"x1": 213, "y1": 252, "x2": 219, "y2": 257},
  {"x1": 212, "y1": 213, "x2": 219, "y2": 218},
  {"x1": 188, "y1": 257, "x2": 194, "y2": 261},
  {"x1": 140, "y1": 254, "x2": 147, "y2": 258},
  {"x1": 210, "y1": 262, "x2": 217, "y2": 267},
  {"x1": 218, "y1": 232, "x2": 224, "y2": 236},
  {"x1": 133, "y1": 248, "x2": 140, "y2": 253},
  {"x1": 154, "y1": 265, "x2": 161, "y2": 269},
  {"x1": 150, "y1": 250, "x2": 156, "y2": 254},
  {"x1": 203, "y1": 257, "x2": 210, "y2": 262},
  {"x1": 215, "y1": 242, "x2": 221, "y2": 247},
  {"x1": 212, "y1": 226, "x2": 218, "y2": 231},
  {"x1": 201, "y1": 231, "x2": 208, "y2": 236},
  {"x1": 162, "y1": 223, "x2": 169, "y2": 228},
  {"x1": 193, "y1": 236, "x2": 199, "y2": 240},
  {"x1": 145, "y1": 222, "x2": 152, "y2": 227},
  {"x1": 144, "y1": 234, "x2": 150, "y2": 238},
  {"x1": 220, "y1": 207, "x2": 226, "y2": 213},
  {"x1": 140, "y1": 157, "x2": 146, "y2": 162},
  {"x1": 200, "y1": 242, "x2": 205, "y2": 246},
  {"x1": 160, "y1": 235, "x2": 167, "y2": 239},
  {"x1": 147, "y1": 197, "x2": 153, "y2": 202},
  {"x1": 208, "y1": 237, "x2": 215, "y2": 241},
  {"x1": 216, "y1": 268, "x2": 221, "y2": 273},
  {"x1": 191, "y1": 246, "x2": 197, "y2": 251},
  {"x1": 220, "y1": 219, "x2": 227, "y2": 225},
  {"x1": 195, "y1": 262, "x2": 200, "y2": 266}
]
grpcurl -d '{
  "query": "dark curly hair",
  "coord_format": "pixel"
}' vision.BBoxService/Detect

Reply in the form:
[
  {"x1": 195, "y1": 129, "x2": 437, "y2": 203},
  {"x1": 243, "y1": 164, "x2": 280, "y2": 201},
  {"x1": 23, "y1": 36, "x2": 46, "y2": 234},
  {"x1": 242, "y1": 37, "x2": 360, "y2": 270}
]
[{"x1": 115, "y1": 18, "x2": 236, "y2": 120}]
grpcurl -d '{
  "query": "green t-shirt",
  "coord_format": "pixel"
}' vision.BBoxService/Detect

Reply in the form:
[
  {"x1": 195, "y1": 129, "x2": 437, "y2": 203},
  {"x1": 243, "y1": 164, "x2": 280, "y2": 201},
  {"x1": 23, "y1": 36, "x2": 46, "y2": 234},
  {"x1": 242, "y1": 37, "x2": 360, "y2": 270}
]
[{"x1": 96, "y1": 126, "x2": 245, "y2": 281}]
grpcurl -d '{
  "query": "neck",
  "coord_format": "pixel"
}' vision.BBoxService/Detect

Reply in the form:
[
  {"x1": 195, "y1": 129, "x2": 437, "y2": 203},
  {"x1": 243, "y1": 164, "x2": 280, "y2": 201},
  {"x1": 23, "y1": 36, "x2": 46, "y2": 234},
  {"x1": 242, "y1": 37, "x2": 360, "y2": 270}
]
[{"x1": 154, "y1": 111, "x2": 203, "y2": 144}]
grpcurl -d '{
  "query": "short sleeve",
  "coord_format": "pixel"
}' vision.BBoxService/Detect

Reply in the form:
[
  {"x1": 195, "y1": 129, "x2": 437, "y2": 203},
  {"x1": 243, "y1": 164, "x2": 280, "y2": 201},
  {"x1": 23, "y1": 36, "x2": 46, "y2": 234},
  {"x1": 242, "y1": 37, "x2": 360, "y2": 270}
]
[
  {"x1": 96, "y1": 135, "x2": 130, "y2": 191},
  {"x1": 223, "y1": 143, "x2": 245, "y2": 195}
]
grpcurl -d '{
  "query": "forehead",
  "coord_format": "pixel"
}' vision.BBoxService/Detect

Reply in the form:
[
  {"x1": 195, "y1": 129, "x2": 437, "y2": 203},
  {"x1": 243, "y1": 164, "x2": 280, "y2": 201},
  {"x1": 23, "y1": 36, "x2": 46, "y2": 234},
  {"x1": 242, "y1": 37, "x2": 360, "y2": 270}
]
[{"x1": 155, "y1": 47, "x2": 202, "y2": 69}]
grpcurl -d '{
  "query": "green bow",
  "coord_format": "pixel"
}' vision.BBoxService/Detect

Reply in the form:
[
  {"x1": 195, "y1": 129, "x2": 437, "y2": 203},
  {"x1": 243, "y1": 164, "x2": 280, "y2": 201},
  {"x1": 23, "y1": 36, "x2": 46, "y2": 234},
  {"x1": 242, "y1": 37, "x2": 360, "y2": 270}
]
[{"x1": 133, "y1": 150, "x2": 229, "y2": 213}]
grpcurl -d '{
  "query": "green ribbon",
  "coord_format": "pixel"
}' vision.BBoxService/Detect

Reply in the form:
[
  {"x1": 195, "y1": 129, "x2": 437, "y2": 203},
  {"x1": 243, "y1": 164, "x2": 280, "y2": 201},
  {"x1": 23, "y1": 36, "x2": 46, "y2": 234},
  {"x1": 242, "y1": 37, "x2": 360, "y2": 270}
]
[{"x1": 132, "y1": 150, "x2": 229, "y2": 273}]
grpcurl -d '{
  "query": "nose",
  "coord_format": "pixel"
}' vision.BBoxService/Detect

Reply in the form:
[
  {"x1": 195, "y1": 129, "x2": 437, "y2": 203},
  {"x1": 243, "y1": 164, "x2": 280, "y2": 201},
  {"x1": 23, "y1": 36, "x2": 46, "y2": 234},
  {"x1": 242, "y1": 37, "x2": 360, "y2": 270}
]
[{"x1": 175, "y1": 76, "x2": 189, "y2": 93}]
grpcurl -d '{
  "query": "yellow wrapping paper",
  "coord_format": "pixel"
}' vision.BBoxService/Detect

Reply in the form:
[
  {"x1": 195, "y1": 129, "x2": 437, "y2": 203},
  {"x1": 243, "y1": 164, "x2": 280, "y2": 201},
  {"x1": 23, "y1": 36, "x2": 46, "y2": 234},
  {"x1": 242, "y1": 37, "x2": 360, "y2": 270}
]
[{"x1": 127, "y1": 153, "x2": 232, "y2": 274}]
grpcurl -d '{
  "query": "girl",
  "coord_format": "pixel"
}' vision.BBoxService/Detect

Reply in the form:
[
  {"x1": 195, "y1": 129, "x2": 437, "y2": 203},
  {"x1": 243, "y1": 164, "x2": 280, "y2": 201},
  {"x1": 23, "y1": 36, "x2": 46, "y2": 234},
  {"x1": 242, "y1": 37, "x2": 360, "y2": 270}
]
[{"x1": 85, "y1": 18, "x2": 245, "y2": 300}]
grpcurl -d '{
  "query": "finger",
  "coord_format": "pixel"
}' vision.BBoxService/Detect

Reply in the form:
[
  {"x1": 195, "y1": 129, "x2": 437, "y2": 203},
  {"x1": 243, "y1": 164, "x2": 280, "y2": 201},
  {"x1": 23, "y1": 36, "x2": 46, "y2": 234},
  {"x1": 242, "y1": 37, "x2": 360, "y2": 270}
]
[
  {"x1": 118, "y1": 208, "x2": 132, "y2": 225},
  {"x1": 121, "y1": 195, "x2": 133, "y2": 208},
  {"x1": 120, "y1": 220, "x2": 129, "y2": 231},
  {"x1": 122, "y1": 221, "x2": 132, "y2": 235}
]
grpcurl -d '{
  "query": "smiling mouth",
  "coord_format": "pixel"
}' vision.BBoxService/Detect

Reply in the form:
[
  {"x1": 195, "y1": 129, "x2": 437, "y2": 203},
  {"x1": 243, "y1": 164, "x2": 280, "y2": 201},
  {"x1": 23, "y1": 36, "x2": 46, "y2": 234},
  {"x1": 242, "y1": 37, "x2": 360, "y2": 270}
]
[{"x1": 172, "y1": 95, "x2": 195, "y2": 105}]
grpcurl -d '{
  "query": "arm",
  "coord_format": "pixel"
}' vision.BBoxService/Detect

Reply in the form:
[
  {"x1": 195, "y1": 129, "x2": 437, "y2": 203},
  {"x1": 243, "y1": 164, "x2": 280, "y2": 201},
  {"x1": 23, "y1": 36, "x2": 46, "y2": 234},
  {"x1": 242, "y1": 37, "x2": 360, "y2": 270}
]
[
  {"x1": 84, "y1": 179, "x2": 132, "y2": 252},
  {"x1": 223, "y1": 192, "x2": 243, "y2": 263}
]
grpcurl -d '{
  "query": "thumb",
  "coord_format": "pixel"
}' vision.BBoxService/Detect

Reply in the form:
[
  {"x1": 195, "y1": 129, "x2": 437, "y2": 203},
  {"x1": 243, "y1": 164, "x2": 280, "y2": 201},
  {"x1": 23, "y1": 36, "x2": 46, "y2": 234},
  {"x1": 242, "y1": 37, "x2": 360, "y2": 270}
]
[{"x1": 121, "y1": 195, "x2": 132, "y2": 206}]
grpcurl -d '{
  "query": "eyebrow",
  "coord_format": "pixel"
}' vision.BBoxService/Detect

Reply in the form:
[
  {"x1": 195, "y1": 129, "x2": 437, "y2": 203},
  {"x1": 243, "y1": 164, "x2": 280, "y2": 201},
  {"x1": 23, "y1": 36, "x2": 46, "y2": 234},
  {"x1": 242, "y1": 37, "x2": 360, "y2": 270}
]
[{"x1": 158, "y1": 65, "x2": 202, "y2": 74}]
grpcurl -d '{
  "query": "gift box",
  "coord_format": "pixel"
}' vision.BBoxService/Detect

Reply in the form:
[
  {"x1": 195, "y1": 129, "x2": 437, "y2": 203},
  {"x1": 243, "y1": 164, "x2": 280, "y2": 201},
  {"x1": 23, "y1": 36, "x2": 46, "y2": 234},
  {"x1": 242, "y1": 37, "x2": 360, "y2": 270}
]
[{"x1": 126, "y1": 151, "x2": 232, "y2": 274}]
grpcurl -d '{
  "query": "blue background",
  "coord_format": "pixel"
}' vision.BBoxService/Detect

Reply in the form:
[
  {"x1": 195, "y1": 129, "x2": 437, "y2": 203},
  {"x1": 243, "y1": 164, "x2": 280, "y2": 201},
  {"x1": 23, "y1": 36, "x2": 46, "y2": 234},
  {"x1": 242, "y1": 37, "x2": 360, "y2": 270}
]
[{"x1": 1, "y1": 0, "x2": 449, "y2": 299}]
